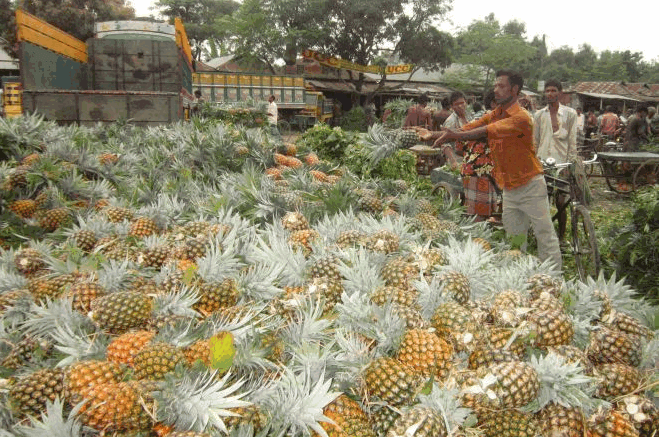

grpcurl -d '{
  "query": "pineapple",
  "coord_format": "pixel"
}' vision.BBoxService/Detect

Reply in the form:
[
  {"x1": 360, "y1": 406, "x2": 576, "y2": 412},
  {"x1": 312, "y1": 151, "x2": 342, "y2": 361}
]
[
  {"x1": 380, "y1": 256, "x2": 420, "y2": 289},
  {"x1": 587, "y1": 407, "x2": 640, "y2": 437},
  {"x1": 527, "y1": 273, "x2": 562, "y2": 300},
  {"x1": 133, "y1": 341, "x2": 185, "y2": 380},
  {"x1": 309, "y1": 254, "x2": 342, "y2": 281},
  {"x1": 616, "y1": 395, "x2": 659, "y2": 437},
  {"x1": 587, "y1": 327, "x2": 642, "y2": 367},
  {"x1": 28, "y1": 273, "x2": 78, "y2": 301},
  {"x1": 106, "y1": 330, "x2": 156, "y2": 367},
  {"x1": 386, "y1": 405, "x2": 447, "y2": 437},
  {"x1": 305, "y1": 152, "x2": 320, "y2": 166},
  {"x1": 72, "y1": 229, "x2": 98, "y2": 252},
  {"x1": 38, "y1": 207, "x2": 71, "y2": 232},
  {"x1": 437, "y1": 270, "x2": 471, "y2": 304},
  {"x1": 289, "y1": 229, "x2": 320, "y2": 255},
  {"x1": 430, "y1": 301, "x2": 476, "y2": 351},
  {"x1": 14, "y1": 247, "x2": 45, "y2": 276},
  {"x1": 479, "y1": 409, "x2": 540, "y2": 437},
  {"x1": 129, "y1": 216, "x2": 160, "y2": 237},
  {"x1": 397, "y1": 128, "x2": 419, "y2": 148},
  {"x1": 462, "y1": 360, "x2": 540, "y2": 410},
  {"x1": 282, "y1": 211, "x2": 310, "y2": 231},
  {"x1": 536, "y1": 402, "x2": 586, "y2": 437},
  {"x1": 67, "y1": 281, "x2": 107, "y2": 313},
  {"x1": 104, "y1": 206, "x2": 134, "y2": 223},
  {"x1": 74, "y1": 380, "x2": 155, "y2": 433},
  {"x1": 91, "y1": 290, "x2": 153, "y2": 334},
  {"x1": 396, "y1": 328, "x2": 453, "y2": 380},
  {"x1": 1, "y1": 336, "x2": 51, "y2": 370},
  {"x1": 359, "y1": 195, "x2": 384, "y2": 214},
  {"x1": 527, "y1": 309, "x2": 574, "y2": 347},
  {"x1": 468, "y1": 348, "x2": 519, "y2": 370},
  {"x1": 64, "y1": 359, "x2": 125, "y2": 406},
  {"x1": 335, "y1": 229, "x2": 366, "y2": 248},
  {"x1": 9, "y1": 367, "x2": 66, "y2": 417},
  {"x1": 9, "y1": 198, "x2": 37, "y2": 218},
  {"x1": 364, "y1": 229, "x2": 399, "y2": 254},
  {"x1": 370, "y1": 285, "x2": 419, "y2": 308},
  {"x1": 315, "y1": 394, "x2": 376, "y2": 437},
  {"x1": 194, "y1": 278, "x2": 239, "y2": 315},
  {"x1": 593, "y1": 363, "x2": 642, "y2": 400},
  {"x1": 362, "y1": 357, "x2": 423, "y2": 406}
]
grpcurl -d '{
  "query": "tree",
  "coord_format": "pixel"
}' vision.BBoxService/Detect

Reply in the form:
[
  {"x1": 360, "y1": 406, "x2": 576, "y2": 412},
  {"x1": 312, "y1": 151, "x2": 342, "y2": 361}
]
[
  {"x1": 19, "y1": 0, "x2": 135, "y2": 42},
  {"x1": 155, "y1": 0, "x2": 240, "y2": 61},
  {"x1": 0, "y1": 0, "x2": 17, "y2": 57},
  {"x1": 454, "y1": 14, "x2": 537, "y2": 94}
]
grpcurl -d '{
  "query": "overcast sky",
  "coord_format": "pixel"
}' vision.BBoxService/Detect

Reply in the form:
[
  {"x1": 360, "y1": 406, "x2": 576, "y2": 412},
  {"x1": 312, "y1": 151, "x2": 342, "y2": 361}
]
[{"x1": 129, "y1": 0, "x2": 659, "y2": 63}]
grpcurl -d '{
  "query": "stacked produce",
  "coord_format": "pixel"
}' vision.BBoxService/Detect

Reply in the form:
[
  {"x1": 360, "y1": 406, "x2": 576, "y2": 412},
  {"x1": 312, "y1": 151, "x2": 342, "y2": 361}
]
[{"x1": 0, "y1": 114, "x2": 658, "y2": 437}]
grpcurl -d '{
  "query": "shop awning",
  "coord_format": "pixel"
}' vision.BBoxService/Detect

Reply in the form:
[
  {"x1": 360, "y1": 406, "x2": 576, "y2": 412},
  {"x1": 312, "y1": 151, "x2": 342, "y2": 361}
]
[{"x1": 577, "y1": 92, "x2": 640, "y2": 102}]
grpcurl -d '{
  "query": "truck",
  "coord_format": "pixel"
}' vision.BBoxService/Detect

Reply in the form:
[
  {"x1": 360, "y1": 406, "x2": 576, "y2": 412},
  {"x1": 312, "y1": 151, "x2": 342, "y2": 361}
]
[
  {"x1": 192, "y1": 71, "x2": 334, "y2": 130},
  {"x1": 14, "y1": 10, "x2": 194, "y2": 126},
  {"x1": 1, "y1": 76, "x2": 22, "y2": 118}
]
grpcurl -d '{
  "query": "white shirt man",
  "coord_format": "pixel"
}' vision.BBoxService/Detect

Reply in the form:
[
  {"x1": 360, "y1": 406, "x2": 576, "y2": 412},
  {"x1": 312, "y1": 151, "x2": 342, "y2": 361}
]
[
  {"x1": 267, "y1": 95, "x2": 278, "y2": 125},
  {"x1": 533, "y1": 83, "x2": 578, "y2": 164}
]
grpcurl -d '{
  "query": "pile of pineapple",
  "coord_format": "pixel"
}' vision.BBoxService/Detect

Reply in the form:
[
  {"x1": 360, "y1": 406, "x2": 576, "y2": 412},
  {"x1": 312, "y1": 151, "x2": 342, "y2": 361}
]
[{"x1": 0, "y1": 114, "x2": 658, "y2": 437}]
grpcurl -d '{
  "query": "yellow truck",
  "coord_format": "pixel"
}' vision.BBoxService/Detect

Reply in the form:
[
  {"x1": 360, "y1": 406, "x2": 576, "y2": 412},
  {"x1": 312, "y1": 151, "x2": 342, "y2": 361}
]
[{"x1": 192, "y1": 71, "x2": 333, "y2": 129}]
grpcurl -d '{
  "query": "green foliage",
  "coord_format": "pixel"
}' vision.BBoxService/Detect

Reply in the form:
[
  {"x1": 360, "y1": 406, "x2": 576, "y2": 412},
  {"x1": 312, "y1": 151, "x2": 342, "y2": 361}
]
[
  {"x1": 340, "y1": 106, "x2": 368, "y2": 133},
  {"x1": 600, "y1": 186, "x2": 659, "y2": 301},
  {"x1": 342, "y1": 141, "x2": 417, "y2": 182},
  {"x1": 296, "y1": 124, "x2": 357, "y2": 161}
]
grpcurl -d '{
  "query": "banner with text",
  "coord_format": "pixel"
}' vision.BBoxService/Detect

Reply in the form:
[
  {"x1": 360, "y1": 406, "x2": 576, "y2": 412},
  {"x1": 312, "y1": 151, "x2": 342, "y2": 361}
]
[{"x1": 302, "y1": 49, "x2": 414, "y2": 75}]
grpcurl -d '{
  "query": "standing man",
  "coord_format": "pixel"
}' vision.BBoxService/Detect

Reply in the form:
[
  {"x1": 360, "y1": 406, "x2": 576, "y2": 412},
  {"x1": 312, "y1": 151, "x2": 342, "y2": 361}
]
[
  {"x1": 441, "y1": 91, "x2": 472, "y2": 169},
  {"x1": 534, "y1": 79, "x2": 578, "y2": 244},
  {"x1": 576, "y1": 107, "x2": 585, "y2": 146},
  {"x1": 599, "y1": 106, "x2": 621, "y2": 140},
  {"x1": 267, "y1": 94, "x2": 280, "y2": 137},
  {"x1": 420, "y1": 70, "x2": 562, "y2": 270},
  {"x1": 623, "y1": 106, "x2": 649, "y2": 152},
  {"x1": 404, "y1": 93, "x2": 432, "y2": 128},
  {"x1": 647, "y1": 107, "x2": 658, "y2": 136}
]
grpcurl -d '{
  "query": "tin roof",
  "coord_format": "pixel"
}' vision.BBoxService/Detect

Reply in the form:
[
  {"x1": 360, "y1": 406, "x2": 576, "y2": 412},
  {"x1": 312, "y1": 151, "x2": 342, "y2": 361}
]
[
  {"x1": 567, "y1": 81, "x2": 659, "y2": 102},
  {"x1": 0, "y1": 47, "x2": 18, "y2": 71}
]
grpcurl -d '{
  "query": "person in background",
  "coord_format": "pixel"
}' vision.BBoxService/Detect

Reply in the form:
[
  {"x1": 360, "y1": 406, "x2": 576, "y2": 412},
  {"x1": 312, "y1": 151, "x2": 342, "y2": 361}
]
[
  {"x1": 191, "y1": 89, "x2": 205, "y2": 116},
  {"x1": 440, "y1": 91, "x2": 472, "y2": 169},
  {"x1": 432, "y1": 97, "x2": 451, "y2": 130},
  {"x1": 267, "y1": 94, "x2": 280, "y2": 137},
  {"x1": 647, "y1": 107, "x2": 659, "y2": 136},
  {"x1": 419, "y1": 70, "x2": 562, "y2": 270},
  {"x1": 332, "y1": 100, "x2": 342, "y2": 127},
  {"x1": 599, "y1": 105, "x2": 621, "y2": 140},
  {"x1": 518, "y1": 96, "x2": 534, "y2": 113},
  {"x1": 576, "y1": 107, "x2": 585, "y2": 146},
  {"x1": 585, "y1": 108, "x2": 598, "y2": 139},
  {"x1": 404, "y1": 93, "x2": 432, "y2": 128},
  {"x1": 623, "y1": 106, "x2": 649, "y2": 152},
  {"x1": 534, "y1": 79, "x2": 579, "y2": 245}
]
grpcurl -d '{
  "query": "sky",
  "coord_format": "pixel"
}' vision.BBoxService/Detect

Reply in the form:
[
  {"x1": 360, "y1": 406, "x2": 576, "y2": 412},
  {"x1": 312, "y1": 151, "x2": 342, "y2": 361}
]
[{"x1": 129, "y1": 0, "x2": 659, "y2": 63}]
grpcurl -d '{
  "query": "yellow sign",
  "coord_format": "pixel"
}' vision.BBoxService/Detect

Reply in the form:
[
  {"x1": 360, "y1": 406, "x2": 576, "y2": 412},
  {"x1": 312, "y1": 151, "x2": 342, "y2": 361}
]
[{"x1": 302, "y1": 49, "x2": 414, "y2": 75}]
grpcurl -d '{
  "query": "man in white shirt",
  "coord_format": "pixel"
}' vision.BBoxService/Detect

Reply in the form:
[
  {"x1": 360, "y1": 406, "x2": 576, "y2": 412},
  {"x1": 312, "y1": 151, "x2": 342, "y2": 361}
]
[
  {"x1": 575, "y1": 107, "x2": 585, "y2": 146},
  {"x1": 533, "y1": 79, "x2": 578, "y2": 245},
  {"x1": 268, "y1": 94, "x2": 279, "y2": 137}
]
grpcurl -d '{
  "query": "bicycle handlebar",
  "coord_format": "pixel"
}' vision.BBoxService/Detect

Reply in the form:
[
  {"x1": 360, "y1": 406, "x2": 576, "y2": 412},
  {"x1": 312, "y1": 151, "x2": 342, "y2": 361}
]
[{"x1": 542, "y1": 154, "x2": 598, "y2": 170}]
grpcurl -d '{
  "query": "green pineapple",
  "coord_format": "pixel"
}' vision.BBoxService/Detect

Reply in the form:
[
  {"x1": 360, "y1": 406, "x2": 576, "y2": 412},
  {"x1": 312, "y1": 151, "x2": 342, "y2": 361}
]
[
  {"x1": 133, "y1": 341, "x2": 185, "y2": 380},
  {"x1": 386, "y1": 405, "x2": 447, "y2": 437},
  {"x1": 91, "y1": 290, "x2": 153, "y2": 334},
  {"x1": 479, "y1": 409, "x2": 540, "y2": 437},
  {"x1": 437, "y1": 270, "x2": 471, "y2": 304},
  {"x1": 9, "y1": 368, "x2": 66, "y2": 417},
  {"x1": 362, "y1": 357, "x2": 423, "y2": 406}
]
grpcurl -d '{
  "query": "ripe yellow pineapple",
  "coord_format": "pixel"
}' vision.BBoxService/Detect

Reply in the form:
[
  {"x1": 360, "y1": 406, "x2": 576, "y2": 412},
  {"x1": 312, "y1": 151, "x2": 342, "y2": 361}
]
[
  {"x1": 304, "y1": 152, "x2": 320, "y2": 166},
  {"x1": 587, "y1": 326, "x2": 642, "y2": 367},
  {"x1": 593, "y1": 363, "x2": 642, "y2": 400},
  {"x1": 587, "y1": 407, "x2": 639, "y2": 437},
  {"x1": 362, "y1": 357, "x2": 422, "y2": 406},
  {"x1": 193, "y1": 278, "x2": 239, "y2": 315},
  {"x1": 370, "y1": 285, "x2": 419, "y2": 308},
  {"x1": 380, "y1": 257, "x2": 419, "y2": 289},
  {"x1": 104, "y1": 206, "x2": 134, "y2": 223},
  {"x1": 68, "y1": 281, "x2": 107, "y2": 313},
  {"x1": 396, "y1": 328, "x2": 453, "y2": 380},
  {"x1": 527, "y1": 309, "x2": 574, "y2": 347},
  {"x1": 289, "y1": 228, "x2": 320, "y2": 255},
  {"x1": 38, "y1": 207, "x2": 71, "y2": 231},
  {"x1": 8, "y1": 199, "x2": 37, "y2": 218},
  {"x1": 129, "y1": 216, "x2": 160, "y2": 237},
  {"x1": 438, "y1": 270, "x2": 471, "y2": 304},
  {"x1": 462, "y1": 360, "x2": 540, "y2": 411},
  {"x1": 536, "y1": 402, "x2": 585, "y2": 437},
  {"x1": 386, "y1": 405, "x2": 447, "y2": 437},
  {"x1": 313, "y1": 394, "x2": 375, "y2": 437},
  {"x1": 106, "y1": 330, "x2": 156, "y2": 367},
  {"x1": 64, "y1": 360, "x2": 125, "y2": 406},
  {"x1": 282, "y1": 211, "x2": 310, "y2": 231},
  {"x1": 364, "y1": 229, "x2": 399, "y2": 254}
]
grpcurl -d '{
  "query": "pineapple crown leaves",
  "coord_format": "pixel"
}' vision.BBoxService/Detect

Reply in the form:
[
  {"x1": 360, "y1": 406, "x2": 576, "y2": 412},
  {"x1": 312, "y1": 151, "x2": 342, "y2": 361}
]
[
  {"x1": 254, "y1": 366, "x2": 340, "y2": 437},
  {"x1": 435, "y1": 236, "x2": 495, "y2": 300},
  {"x1": 524, "y1": 352, "x2": 605, "y2": 414},
  {"x1": 202, "y1": 305, "x2": 272, "y2": 345},
  {"x1": 281, "y1": 296, "x2": 334, "y2": 348},
  {"x1": 412, "y1": 275, "x2": 453, "y2": 321},
  {"x1": 229, "y1": 334, "x2": 280, "y2": 381},
  {"x1": 639, "y1": 331, "x2": 660, "y2": 370},
  {"x1": 154, "y1": 369, "x2": 252, "y2": 434},
  {"x1": 235, "y1": 262, "x2": 282, "y2": 303},
  {"x1": 96, "y1": 258, "x2": 140, "y2": 293},
  {"x1": 49, "y1": 322, "x2": 110, "y2": 367},
  {"x1": 12, "y1": 397, "x2": 84, "y2": 437},
  {"x1": 361, "y1": 123, "x2": 402, "y2": 166},
  {"x1": 287, "y1": 341, "x2": 342, "y2": 384},
  {"x1": 337, "y1": 247, "x2": 387, "y2": 296},
  {"x1": 0, "y1": 267, "x2": 27, "y2": 293},
  {"x1": 195, "y1": 238, "x2": 246, "y2": 284},
  {"x1": 248, "y1": 225, "x2": 307, "y2": 288},
  {"x1": 154, "y1": 317, "x2": 207, "y2": 348},
  {"x1": 574, "y1": 272, "x2": 657, "y2": 327},
  {"x1": 416, "y1": 384, "x2": 473, "y2": 434},
  {"x1": 135, "y1": 192, "x2": 189, "y2": 229},
  {"x1": 151, "y1": 286, "x2": 200, "y2": 319},
  {"x1": 337, "y1": 294, "x2": 405, "y2": 356},
  {"x1": 19, "y1": 297, "x2": 96, "y2": 342}
]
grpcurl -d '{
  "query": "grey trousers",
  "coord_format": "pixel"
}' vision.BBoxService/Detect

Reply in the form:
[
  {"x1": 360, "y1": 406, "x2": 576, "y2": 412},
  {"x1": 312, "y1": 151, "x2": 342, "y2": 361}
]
[{"x1": 502, "y1": 174, "x2": 563, "y2": 271}]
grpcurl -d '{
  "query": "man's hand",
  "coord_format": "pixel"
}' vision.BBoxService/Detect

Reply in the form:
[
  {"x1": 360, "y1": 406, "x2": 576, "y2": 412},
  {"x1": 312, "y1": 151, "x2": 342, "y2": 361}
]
[
  {"x1": 432, "y1": 128, "x2": 456, "y2": 148},
  {"x1": 415, "y1": 127, "x2": 432, "y2": 141}
]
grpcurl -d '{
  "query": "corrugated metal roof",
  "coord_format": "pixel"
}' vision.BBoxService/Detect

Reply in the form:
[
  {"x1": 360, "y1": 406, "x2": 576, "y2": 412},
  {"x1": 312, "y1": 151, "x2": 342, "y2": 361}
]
[
  {"x1": 576, "y1": 91, "x2": 640, "y2": 102},
  {"x1": 0, "y1": 47, "x2": 18, "y2": 70}
]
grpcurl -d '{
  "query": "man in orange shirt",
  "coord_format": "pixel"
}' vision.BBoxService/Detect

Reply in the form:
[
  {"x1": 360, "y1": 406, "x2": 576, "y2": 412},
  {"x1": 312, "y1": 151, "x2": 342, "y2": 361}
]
[{"x1": 420, "y1": 70, "x2": 562, "y2": 270}]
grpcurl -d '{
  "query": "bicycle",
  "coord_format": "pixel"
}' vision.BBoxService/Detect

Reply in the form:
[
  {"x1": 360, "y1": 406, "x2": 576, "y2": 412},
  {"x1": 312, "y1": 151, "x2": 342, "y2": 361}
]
[{"x1": 543, "y1": 156, "x2": 600, "y2": 281}]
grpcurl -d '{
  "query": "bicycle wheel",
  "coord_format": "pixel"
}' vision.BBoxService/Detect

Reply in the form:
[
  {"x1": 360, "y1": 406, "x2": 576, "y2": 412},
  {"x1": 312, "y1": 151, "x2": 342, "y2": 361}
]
[
  {"x1": 632, "y1": 159, "x2": 659, "y2": 190},
  {"x1": 570, "y1": 204, "x2": 600, "y2": 281},
  {"x1": 602, "y1": 159, "x2": 634, "y2": 194},
  {"x1": 432, "y1": 182, "x2": 460, "y2": 207}
]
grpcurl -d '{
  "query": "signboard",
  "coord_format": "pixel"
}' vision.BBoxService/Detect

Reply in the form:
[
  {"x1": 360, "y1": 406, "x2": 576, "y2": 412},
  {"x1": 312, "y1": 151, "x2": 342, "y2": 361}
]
[{"x1": 302, "y1": 49, "x2": 414, "y2": 75}]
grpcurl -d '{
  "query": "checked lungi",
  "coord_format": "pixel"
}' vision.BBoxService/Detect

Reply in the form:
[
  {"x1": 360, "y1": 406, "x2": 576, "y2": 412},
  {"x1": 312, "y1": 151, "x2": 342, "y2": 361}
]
[{"x1": 462, "y1": 175, "x2": 499, "y2": 217}]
